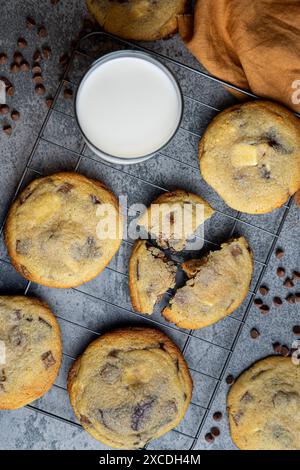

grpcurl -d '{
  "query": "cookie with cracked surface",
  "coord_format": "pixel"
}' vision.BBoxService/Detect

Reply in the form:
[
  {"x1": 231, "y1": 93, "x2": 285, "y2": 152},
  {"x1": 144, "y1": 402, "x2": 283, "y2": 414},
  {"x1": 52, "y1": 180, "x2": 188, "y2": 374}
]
[
  {"x1": 5, "y1": 172, "x2": 123, "y2": 288},
  {"x1": 0, "y1": 296, "x2": 61, "y2": 409},
  {"x1": 67, "y1": 327, "x2": 192, "y2": 449},
  {"x1": 162, "y1": 237, "x2": 253, "y2": 329},
  {"x1": 138, "y1": 189, "x2": 215, "y2": 252},
  {"x1": 129, "y1": 240, "x2": 177, "y2": 314},
  {"x1": 228, "y1": 356, "x2": 300, "y2": 450},
  {"x1": 199, "y1": 101, "x2": 300, "y2": 214},
  {"x1": 86, "y1": 0, "x2": 187, "y2": 41}
]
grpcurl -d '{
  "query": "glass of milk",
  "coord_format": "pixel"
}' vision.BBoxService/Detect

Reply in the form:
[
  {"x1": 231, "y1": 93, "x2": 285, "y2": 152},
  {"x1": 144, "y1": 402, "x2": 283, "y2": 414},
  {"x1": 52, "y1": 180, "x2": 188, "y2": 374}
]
[{"x1": 75, "y1": 50, "x2": 183, "y2": 164}]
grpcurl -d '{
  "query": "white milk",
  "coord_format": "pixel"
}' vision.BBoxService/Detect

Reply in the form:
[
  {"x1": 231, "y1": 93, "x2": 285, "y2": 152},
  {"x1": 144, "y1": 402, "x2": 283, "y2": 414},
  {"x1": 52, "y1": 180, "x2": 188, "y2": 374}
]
[{"x1": 76, "y1": 56, "x2": 182, "y2": 159}]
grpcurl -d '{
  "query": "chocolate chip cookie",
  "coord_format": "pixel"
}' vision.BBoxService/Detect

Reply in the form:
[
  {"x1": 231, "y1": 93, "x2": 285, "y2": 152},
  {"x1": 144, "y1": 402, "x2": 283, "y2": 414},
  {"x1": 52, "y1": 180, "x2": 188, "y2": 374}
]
[
  {"x1": 5, "y1": 172, "x2": 123, "y2": 288},
  {"x1": 200, "y1": 101, "x2": 300, "y2": 214},
  {"x1": 162, "y1": 237, "x2": 253, "y2": 329},
  {"x1": 228, "y1": 356, "x2": 300, "y2": 450},
  {"x1": 67, "y1": 327, "x2": 192, "y2": 449},
  {"x1": 129, "y1": 240, "x2": 177, "y2": 314},
  {"x1": 138, "y1": 189, "x2": 215, "y2": 252},
  {"x1": 0, "y1": 296, "x2": 61, "y2": 409},
  {"x1": 86, "y1": 0, "x2": 187, "y2": 41}
]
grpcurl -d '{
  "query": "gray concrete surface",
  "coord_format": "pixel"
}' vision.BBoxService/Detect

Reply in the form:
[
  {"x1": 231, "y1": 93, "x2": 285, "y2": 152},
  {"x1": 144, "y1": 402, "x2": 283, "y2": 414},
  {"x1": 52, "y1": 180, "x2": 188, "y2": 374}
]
[{"x1": 0, "y1": 0, "x2": 299, "y2": 452}]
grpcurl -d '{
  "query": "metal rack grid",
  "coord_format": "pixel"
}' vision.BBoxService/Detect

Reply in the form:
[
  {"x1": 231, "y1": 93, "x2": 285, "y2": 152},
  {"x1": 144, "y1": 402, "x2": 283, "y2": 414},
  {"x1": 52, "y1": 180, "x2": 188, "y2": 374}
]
[{"x1": 0, "y1": 32, "x2": 298, "y2": 450}]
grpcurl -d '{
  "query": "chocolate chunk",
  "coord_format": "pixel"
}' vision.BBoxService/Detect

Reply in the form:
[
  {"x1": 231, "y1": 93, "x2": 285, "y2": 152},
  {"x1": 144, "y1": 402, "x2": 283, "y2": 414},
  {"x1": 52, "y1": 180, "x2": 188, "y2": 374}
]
[
  {"x1": 41, "y1": 350, "x2": 56, "y2": 368},
  {"x1": 273, "y1": 296, "x2": 282, "y2": 306},
  {"x1": 9, "y1": 327, "x2": 27, "y2": 347},
  {"x1": 259, "y1": 285, "x2": 269, "y2": 296},
  {"x1": 26, "y1": 16, "x2": 36, "y2": 28},
  {"x1": 131, "y1": 398, "x2": 155, "y2": 432},
  {"x1": 292, "y1": 271, "x2": 300, "y2": 281},
  {"x1": 259, "y1": 165, "x2": 271, "y2": 179},
  {"x1": 254, "y1": 298, "x2": 263, "y2": 307},
  {"x1": 233, "y1": 411, "x2": 243, "y2": 425},
  {"x1": 17, "y1": 38, "x2": 27, "y2": 48},
  {"x1": 13, "y1": 52, "x2": 23, "y2": 64},
  {"x1": 231, "y1": 246, "x2": 242, "y2": 257},
  {"x1": 45, "y1": 96, "x2": 54, "y2": 108},
  {"x1": 20, "y1": 60, "x2": 30, "y2": 72},
  {"x1": 38, "y1": 317, "x2": 52, "y2": 329},
  {"x1": 0, "y1": 369, "x2": 6, "y2": 382},
  {"x1": 100, "y1": 364, "x2": 121, "y2": 384},
  {"x1": 33, "y1": 73, "x2": 43, "y2": 84},
  {"x1": 260, "y1": 304, "x2": 270, "y2": 313},
  {"x1": 80, "y1": 415, "x2": 92, "y2": 427},
  {"x1": 42, "y1": 45, "x2": 51, "y2": 59},
  {"x1": 38, "y1": 26, "x2": 47, "y2": 37},
  {"x1": 277, "y1": 267, "x2": 285, "y2": 278},
  {"x1": 250, "y1": 328, "x2": 260, "y2": 339},
  {"x1": 280, "y1": 345, "x2": 290, "y2": 357},
  {"x1": 3, "y1": 125, "x2": 12, "y2": 136},
  {"x1": 0, "y1": 105, "x2": 9, "y2": 115},
  {"x1": 90, "y1": 194, "x2": 101, "y2": 205},
  {"x1": 241, "y1": 391, "x2": 253, "y2": 403},
  {"x1": 58, "y1": 183, "x2": 73, "y2": 193},
  {"x1": 0, "y1": 53, "x2": 8, "y2": 64},
  {"x1": 286, "y1": 294, "x2": 296, "y2": 304},
  {"x1": 295, "y1": 190, "x2": 300, "y2": 208},
  {"x1": 273, "y1": 342, "x2": 282, "y2": 353},
  {"x1": 293, "y1": 325, "x2": 300, "y2": 335},
  {"x1": 284, "y1": 278, "x2": 294, "y2": 288},
  {"x1": 213, "y1": 411, "x2": 222, "y2": 421},
  {"x1": 35, "y1": 84, "x2": 46, "y2": 96},
  {"x1": 33, "y1": 50, "x2": 42, "y2": 62},
  {"x1": 205, "y1": 432, "x2": 214, "y2": 443},
  {"x1": 211, "y1": 426, "x2": 220, "y2": 437},
  {"x1": 11, "y1": 110, "x2": 20, "y2": 121},
  {"x1": 275, "y1": 248, "x2": 284, "y2": 259},
  {"x1": 64, "y1": 88, "x2": 73, "y2": 99},
  {"x1": 16, "y1": 239, "x2": 31, "y2": 255},
  {"x1": 10, "y1": 62, "x2": 20, "y2": 73},
  {"x1": 226, "y1": 374, "x2": 234, "y2": 385},
  {"x1": 72, "y1": 236, "x2": 101, "y2": 261}
]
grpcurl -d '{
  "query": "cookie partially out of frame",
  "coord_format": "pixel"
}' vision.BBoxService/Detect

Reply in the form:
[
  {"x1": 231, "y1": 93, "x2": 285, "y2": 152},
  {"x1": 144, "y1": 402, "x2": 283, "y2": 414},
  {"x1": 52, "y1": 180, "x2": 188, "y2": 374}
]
[
  {"x1": 162, "y1": 237, "x2": 253, "y2": 329},
  {"x1": 129, "y1": 240, "x2": 177, "y2": 314},
  {"x1": 138, "y1": 189, "x2": 215, "y2": 252},
  {"x1": 228, "y1": 356, "x2": 300, "y2": 450},
  {"x1": 86, "y1": 0, "x2": 187, "y2": 41},
  {"x1": 0, "y1": 296, "x2": 61, "y2": 409},
  {"x1": 199, "y1": 101, "x2": 300, "y2": 214},
  {"x1": 5, "y1": 172, "x2": 123, "y2": 288},
  {"x1": 67, "y1": 327, "x2": 192, "y2": 449}
]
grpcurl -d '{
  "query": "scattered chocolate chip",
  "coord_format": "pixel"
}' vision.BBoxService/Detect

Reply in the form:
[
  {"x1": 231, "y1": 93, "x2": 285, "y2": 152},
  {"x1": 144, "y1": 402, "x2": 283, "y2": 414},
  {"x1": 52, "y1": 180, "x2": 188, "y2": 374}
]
[
  {"x1": 0, "y1": 104, "x2": 9, "y2": 115},
  {"x1": 26, "y1": 16, "x2": 36, "y2": 29},
  {"x1": 273, "y1": 342, "x2": 282, "y2": 353},
  {"x1": 33, "y1": 50, "x2": 42, "y2": 62},
  {"x1": 63, "y1": 88, "x2": 73, "y2": 99},
  {"x1": 275, "y1": 248, "x2": 284, "y2": 259},
  {"x1": 11, "y1": 110, "x2": 20, "y2": 121},
  {"x1": 286, "y1": 294, "x2": 296, "y2": 304},
  {"x1": 38, "y1": 26, "x2": 47, "y2": 38},
  {"x1": 259, "y1": 285, "x2": 269, "y2": 296},
  {"x1": 3, "y1": 124, "x2": 12, "y2": 136},
  {"x1": 33, "y1": 73, "x2": 43, "y2": 84},
  {"x1": 20, "y1": 60, "x2": 30, "y2": 72},
  {"x1": 293, "y1": 271, "x2": 300, "y2": 281},
  {"x1": 17, "y1": 38, "x2": 27, "y2": 48},
  {"x1": 10, "y1": 62, "x2": 20, "y2": 73},
  {"x1": 45, "y1": 96, "x2": 53, "y2": 108},
  {"x1": 226, "y1": 374, "x2": 234, "y2": 385},
  {"x1": 205, "y1": 432, "x2": 214, "y2": 443},
  {"x1": 293, "y1": 325, "x2": 300, "y2": 335},
  {"x1": 280, "y1": 345, "x2": 290, "y2": 357},
  {"x1": 250, "y1": 328, "x2": 260, "y2": 339},
  {"x1": 284, "y1": 278, "x2": 294, "y2": 288},
  {"x1": 35, "y1": 83, "x2": 45, "y2": 96},
  {"x1": 42, "y1": 45, "x2": 51, "y2": 59},
  {"x1": 273, "y1": 296, "x2": 282, "y2": 306},
  {"x1": 260, "y1": 304, "x2": 270, "y2": 313},
  {"x1": 213, "y1": 411, "x2": 223, "y2": 421},
  {"x1": 0, "y1": 53, "x2": 8, "y2": 64},
  {"x1": 32, "y1": 64, "x2": 42, "y2": 74},
  {"x1": 41, "y1": 350, "x2": 56, "y2": 368},
  {"x1": 211, "y1": 426, "x2": 220, "y2": 437},
  {"x1": 254, "y1": 298, "x2": 263, "y2": 307},
  {"x1": 7, "y1": 86, "x2": 14, "y2": 97},
  {"x1": 277, "y1": 267, "x2": 285, "y2": 278},
  {"x1": 59, "y1": 53, "x2": 69, "y2": 66}
]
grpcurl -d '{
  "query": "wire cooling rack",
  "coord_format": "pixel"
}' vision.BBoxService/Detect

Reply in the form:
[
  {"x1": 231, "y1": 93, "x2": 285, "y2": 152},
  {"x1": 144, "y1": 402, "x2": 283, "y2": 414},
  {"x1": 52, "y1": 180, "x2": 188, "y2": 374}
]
[{"x1": 0, "y1": 32, "x2": 299, "y2": 450}]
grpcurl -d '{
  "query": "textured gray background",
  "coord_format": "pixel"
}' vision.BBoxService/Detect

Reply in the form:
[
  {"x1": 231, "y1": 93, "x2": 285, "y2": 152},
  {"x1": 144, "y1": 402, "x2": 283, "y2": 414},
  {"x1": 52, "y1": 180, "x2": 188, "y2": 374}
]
[{"x1": 0, "y1": 0, "x2": 299, "y2": 451}]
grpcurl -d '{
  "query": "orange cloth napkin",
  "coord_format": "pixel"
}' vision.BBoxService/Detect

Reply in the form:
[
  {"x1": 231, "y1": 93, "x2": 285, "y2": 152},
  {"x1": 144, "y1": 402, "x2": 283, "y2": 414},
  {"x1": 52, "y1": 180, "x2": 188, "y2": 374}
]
[{"x1": 178, "y1": 0, "x2": 300, "y2": 113}]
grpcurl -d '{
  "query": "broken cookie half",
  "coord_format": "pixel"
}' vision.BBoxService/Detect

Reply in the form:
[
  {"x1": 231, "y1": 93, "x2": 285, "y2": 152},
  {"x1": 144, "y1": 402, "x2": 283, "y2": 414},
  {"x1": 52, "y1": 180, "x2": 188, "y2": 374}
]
[
  {"x1": 162, "y1": 237, "x2": 253, "y2": 329},
  {"x1": 129, "y1": 240, "x2": 177, "y2": 315},
  {"x1": 137, "y1": 189, "x2": 215, "y2": 252}
]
